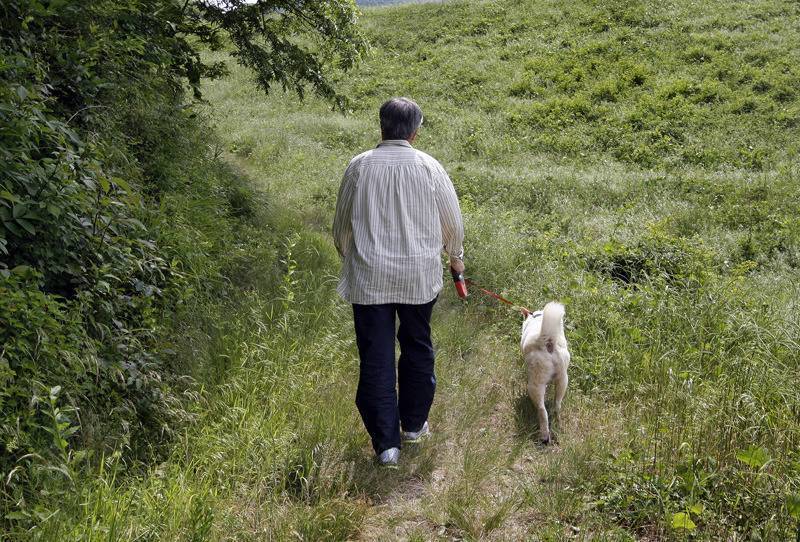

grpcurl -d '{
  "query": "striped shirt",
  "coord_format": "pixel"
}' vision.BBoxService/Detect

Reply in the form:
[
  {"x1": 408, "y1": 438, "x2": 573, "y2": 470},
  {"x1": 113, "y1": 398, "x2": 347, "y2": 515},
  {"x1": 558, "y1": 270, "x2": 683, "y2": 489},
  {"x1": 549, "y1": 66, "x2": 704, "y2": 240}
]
[{"x1": 333, "y1": 139, "x2": 464, "y2": 305}]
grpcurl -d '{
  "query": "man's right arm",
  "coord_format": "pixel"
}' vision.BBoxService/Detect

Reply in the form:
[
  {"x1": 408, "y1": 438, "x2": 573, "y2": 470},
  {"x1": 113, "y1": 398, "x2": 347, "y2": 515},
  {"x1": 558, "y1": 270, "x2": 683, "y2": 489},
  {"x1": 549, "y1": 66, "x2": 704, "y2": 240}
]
[{"x1": 333, "y1": 160, "x2": 358, "y2": 258}]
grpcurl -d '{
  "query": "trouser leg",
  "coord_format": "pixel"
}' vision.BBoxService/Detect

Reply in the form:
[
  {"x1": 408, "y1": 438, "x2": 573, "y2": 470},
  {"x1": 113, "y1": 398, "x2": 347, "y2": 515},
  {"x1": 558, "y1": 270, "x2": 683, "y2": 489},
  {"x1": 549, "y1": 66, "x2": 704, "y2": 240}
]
[
  {"x1": 352, "y1": 303, "x2": 400, "y2": 454},
  {"x1": 396, "y1": 296, "x2": 437, "y2": 433}
]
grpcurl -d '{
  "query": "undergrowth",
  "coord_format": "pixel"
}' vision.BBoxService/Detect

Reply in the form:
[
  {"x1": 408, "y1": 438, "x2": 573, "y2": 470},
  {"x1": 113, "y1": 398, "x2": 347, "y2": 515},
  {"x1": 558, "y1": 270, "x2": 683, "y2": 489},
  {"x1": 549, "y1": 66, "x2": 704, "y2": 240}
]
[{"x1": 6, "y1": 0, "x2": 799, "y2": 540}]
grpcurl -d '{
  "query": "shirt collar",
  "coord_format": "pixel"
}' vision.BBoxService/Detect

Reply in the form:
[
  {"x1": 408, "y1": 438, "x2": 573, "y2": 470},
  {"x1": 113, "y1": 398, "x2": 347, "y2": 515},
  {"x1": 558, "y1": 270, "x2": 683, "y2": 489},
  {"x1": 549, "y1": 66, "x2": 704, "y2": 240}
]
[{"x1": 377, "y1": 139, "x2": 413, "y2": 148}]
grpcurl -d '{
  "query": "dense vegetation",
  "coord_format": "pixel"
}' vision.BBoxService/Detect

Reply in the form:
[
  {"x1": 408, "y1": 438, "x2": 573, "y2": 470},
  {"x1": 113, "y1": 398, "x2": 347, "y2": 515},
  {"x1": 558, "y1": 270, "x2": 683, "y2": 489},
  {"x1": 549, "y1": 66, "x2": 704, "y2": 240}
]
[
  {"x1": 0, "y1": 0, "x2": 364, "y2": 533},
  {"x1": 3, "y1": 0, "x2": 799, "y2": 539}
]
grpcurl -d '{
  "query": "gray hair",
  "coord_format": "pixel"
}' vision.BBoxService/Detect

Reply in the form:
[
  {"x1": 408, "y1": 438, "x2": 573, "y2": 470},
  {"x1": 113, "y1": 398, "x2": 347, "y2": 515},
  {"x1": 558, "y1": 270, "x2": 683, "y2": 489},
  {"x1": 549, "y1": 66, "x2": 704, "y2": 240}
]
[{"x1": 379, "y1": 97, "x2": 423, "y2": 140}]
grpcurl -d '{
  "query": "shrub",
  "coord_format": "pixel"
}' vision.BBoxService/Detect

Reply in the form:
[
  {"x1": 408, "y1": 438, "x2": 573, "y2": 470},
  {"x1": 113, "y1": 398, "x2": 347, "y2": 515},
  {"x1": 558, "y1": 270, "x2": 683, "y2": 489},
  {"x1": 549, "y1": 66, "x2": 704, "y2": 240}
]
[
  {"x1": 585, "y1": 226, "x2": 715, "y2": 287},
  {"x1": 0, "y1": 0, "x2": 366, "y2": 527}
]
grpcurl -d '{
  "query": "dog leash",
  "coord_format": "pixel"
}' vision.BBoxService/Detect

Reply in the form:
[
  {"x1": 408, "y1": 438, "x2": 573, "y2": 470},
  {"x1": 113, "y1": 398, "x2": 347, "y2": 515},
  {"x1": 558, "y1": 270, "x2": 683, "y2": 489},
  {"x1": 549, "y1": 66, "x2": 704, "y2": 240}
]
[{"x1": 464, "y1": 278, "x2": 531, "y2": 317}]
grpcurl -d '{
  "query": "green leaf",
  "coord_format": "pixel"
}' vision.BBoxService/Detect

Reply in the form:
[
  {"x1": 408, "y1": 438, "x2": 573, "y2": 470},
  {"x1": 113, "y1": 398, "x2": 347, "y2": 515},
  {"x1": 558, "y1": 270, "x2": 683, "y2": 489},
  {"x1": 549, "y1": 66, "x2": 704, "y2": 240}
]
[
  {"x1": 12, "y1": 203, "x2": 29, "y2": 219},
  {"x1": 64, "y1": 127, "x2": 82, "y2": 146},
  {"x1": 736, "y1": 446, "x2": 770, "y2": 468},
  {"x1": 787, "y1": 494, "x2": 800, "y2": 520},
  {"x1": 98, "y1": 176, "x2": 110, "y2": 193},
  {"x1": 4, "y1": 220, "x2": 24, "y2": 236},
  {"x1": 0, "y1": 190, "x2": 21, "y2": 203},
  {"x1": 111, "y1": 176, "x2": 132, "y2": 192},
  {"x1": 671, "y1": 512, "x2": 696, "y2": 531},
  {"x1": 125, "y1": 217, "x2": 146, "y2": 231},
  {"x1": 15, "y1": 218, "x2": 36, "y2": 234},
  {"x1": 689, "y1": 503, "x2": 704, "y2": 516},
  {"x1": 16, "y1": 85, "x2": 28, "y2": 101}
]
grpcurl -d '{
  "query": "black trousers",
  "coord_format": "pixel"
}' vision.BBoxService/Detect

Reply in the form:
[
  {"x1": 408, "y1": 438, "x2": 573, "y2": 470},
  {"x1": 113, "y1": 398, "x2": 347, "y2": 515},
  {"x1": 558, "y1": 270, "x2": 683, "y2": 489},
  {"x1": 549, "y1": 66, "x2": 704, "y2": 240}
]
[{"x1": 352, "y1": 297, "x2": 437, "y2": 455}]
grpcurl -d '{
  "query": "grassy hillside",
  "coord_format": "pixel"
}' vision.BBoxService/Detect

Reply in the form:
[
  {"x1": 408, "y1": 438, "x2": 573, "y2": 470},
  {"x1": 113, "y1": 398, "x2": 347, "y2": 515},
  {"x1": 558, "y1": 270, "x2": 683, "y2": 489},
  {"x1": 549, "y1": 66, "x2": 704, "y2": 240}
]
[{"x1": 22, "y1": 0, "x2": 799, "y2": 539}]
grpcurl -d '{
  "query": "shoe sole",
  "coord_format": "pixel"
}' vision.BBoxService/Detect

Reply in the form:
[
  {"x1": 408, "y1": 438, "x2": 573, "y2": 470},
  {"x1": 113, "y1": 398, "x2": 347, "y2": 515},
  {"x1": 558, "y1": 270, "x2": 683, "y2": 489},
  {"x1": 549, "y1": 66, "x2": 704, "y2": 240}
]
[{"x1": 402, "y1": 431, "x2": 430, "y2": 444}]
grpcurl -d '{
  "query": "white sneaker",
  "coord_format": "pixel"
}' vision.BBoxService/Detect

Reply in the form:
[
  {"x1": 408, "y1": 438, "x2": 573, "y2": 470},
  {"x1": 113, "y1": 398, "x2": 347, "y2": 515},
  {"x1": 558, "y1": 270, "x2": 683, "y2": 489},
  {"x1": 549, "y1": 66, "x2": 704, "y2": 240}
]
[
  {"x1": 378, "y1": 447, "x2": 400, "y2": 468},
  {"x1": 401, "y1": 421, "x2": 430, "y2": 443}
]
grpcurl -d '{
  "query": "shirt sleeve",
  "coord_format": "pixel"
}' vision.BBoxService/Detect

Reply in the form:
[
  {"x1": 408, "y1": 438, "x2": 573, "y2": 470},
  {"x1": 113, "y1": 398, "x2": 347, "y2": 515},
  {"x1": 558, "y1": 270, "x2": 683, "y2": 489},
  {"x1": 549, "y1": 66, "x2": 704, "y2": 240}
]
[
  {"x1": 433, "y1": 163, "x2": 465, "y2": 261},
  {"x1": 333, "y1": 159, "x2": 358, "y2": 258}
]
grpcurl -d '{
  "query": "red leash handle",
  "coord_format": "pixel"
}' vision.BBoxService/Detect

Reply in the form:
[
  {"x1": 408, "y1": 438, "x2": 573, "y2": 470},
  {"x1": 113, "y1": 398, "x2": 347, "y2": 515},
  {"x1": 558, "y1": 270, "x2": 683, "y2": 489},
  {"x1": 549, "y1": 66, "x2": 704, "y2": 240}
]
[
  {"x1": 464, "y1": 278, "x2": 531, "y2": 317},
  {"x1": 450, "y1": 267, "x2": 468, "y2": 298}
]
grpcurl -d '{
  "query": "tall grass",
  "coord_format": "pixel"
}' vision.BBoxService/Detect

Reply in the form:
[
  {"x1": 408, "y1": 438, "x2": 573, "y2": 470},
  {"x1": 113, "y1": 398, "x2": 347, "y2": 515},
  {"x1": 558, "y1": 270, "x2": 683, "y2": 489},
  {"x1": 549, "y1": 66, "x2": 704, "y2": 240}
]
[{"x1": 17, "y1": 0, "x2": 800, "y2": 539}]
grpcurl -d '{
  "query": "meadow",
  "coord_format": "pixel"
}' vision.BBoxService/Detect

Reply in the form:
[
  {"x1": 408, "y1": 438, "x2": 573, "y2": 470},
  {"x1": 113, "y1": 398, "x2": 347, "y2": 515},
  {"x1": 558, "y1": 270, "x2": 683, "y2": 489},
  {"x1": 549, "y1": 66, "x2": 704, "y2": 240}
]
[{"x1": 19, "y1": 0, "x2": 799, "y2": 539}]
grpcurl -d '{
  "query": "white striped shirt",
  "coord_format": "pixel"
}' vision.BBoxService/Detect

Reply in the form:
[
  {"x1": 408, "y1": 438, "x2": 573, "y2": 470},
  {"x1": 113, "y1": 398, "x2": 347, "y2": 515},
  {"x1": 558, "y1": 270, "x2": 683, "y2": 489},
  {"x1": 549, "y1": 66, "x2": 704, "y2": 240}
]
[{"x1": 333, "y1": 139, "x2": 464, "y2": 305}]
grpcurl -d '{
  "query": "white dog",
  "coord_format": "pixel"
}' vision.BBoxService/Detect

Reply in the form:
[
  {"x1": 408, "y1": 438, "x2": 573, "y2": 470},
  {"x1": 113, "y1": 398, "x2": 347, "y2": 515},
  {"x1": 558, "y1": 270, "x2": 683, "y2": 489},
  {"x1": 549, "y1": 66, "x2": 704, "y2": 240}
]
[{"x1": 520, "y1": 302, "x2": 570, "y2": 444}]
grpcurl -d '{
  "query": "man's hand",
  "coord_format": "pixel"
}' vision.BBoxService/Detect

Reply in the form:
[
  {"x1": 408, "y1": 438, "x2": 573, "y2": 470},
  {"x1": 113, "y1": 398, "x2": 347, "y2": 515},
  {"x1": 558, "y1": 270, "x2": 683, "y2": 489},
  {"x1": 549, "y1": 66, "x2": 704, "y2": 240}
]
[{"x1": 450, "y1": 258, "x2": 465, "y2": 274}]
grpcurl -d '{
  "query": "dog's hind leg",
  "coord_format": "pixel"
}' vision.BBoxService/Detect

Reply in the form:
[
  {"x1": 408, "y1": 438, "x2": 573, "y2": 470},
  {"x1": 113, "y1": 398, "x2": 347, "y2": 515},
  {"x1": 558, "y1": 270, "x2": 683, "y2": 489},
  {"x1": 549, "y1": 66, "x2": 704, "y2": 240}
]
[
  {"x1": 552, "y1": 372, "x2": 568, "y2": 440},
  {"x1": 554, "y1": 372, "x2": 568, "y2": 418},
  {"x1": 528, "y1": 382, "x2": 550, "y2": 444}
]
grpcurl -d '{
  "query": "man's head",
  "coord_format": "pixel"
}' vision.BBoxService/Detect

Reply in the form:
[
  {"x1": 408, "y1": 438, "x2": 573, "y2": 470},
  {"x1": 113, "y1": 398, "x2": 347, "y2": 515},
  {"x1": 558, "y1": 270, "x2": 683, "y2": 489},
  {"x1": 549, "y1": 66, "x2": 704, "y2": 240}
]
[{"x1": 379, "y1": 97, "x2": 423, "y2": 142}]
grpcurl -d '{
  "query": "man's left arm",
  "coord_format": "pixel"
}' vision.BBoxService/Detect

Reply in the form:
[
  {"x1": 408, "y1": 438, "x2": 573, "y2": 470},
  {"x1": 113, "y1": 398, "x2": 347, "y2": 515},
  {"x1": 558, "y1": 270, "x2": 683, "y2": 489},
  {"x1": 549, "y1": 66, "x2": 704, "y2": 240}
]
[{"x1": 433, "y1": 165, "x2": 465, "y2": 271}]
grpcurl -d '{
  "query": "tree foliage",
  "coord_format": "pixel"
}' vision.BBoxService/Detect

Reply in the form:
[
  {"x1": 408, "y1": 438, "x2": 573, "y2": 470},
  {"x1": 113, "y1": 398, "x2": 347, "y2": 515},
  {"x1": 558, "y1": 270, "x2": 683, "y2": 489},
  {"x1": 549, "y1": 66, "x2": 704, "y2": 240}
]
[
  {"x1": 0, "y1": 0, "x2": 365, "y2": 526},
  {"x1": 199, "y1": 0, "x2": 366, "y2": 107}
]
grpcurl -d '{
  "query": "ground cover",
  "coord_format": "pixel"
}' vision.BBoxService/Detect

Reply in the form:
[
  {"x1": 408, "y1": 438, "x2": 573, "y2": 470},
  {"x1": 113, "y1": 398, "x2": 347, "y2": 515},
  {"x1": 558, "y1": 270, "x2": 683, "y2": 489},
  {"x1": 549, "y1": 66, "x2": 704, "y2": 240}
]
[{"x1": 24, "y1": 0, "x2": 799, "y2": 539}]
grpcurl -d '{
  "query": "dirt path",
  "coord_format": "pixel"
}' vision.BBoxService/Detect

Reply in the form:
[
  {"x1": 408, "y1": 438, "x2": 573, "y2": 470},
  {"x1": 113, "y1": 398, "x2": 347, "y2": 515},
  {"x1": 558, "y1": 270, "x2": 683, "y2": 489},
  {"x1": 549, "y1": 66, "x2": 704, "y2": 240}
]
[
  {"x1": 352, "y1": 308, "x2": 627, "y2": 540},
  {"x1": 355, "y1": 322, "x2": 542, "y2": 540}
]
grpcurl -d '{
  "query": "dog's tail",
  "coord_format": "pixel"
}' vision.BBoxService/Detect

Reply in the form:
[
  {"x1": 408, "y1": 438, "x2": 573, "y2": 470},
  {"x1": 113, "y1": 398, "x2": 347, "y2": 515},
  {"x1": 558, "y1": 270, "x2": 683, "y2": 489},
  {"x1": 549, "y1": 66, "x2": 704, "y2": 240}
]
[{"x1": 540, "y1": 302, "x2": 566, "y2": 342}]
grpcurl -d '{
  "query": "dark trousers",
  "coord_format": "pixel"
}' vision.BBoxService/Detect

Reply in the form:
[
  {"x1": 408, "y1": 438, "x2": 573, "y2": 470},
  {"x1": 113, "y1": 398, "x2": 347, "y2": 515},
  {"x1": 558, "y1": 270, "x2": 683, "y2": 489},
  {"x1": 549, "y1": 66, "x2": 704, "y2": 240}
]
[{"x1": 352, "y1": 297, "x2": 437, "y2": 455}]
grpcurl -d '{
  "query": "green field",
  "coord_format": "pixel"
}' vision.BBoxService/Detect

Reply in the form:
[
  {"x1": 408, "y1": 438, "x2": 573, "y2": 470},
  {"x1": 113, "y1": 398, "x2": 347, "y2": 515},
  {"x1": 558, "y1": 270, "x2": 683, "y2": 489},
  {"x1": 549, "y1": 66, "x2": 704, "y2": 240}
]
[{"x1": 25, "y1": 0, "x2": 800, "y2": 539}]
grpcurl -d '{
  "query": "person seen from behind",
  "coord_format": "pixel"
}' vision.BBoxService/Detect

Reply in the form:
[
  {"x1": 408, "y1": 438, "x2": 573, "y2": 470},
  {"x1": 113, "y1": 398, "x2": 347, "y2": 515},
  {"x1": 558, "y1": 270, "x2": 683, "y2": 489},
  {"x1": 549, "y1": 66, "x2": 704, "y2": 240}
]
[{"x1": 333, "y1": 97, "x2": 465, "y2": 467}]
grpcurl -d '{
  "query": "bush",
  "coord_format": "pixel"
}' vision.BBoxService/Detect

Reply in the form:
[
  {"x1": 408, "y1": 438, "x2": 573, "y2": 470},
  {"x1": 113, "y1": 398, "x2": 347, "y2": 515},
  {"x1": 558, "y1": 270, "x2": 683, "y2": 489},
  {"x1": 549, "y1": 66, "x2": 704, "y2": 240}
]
[
  {"x1": 1, "y1": 25, "x2": 181, "y2": 481},
  {"x1": 585, "y1": 225, "x2": 715, "y2": 287},
  {"x1": 0, "y1": 0, "x2": 365, "y2": 527}
]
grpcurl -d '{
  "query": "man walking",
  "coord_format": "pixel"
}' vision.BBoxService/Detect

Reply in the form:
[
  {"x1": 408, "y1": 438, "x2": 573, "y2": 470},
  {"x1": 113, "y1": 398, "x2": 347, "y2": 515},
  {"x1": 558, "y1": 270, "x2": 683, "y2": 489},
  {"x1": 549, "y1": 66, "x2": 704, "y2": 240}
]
[{"x1": 333, "y1": 97, "x2": 465, "y2": 467}]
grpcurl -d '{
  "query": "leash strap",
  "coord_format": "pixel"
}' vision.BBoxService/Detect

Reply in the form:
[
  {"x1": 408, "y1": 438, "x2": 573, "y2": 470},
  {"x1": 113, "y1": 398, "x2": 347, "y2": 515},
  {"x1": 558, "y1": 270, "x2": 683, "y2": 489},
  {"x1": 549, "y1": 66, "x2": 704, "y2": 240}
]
[{"x1": 464, "y1": 278, "x2": 531, "y2": 317}]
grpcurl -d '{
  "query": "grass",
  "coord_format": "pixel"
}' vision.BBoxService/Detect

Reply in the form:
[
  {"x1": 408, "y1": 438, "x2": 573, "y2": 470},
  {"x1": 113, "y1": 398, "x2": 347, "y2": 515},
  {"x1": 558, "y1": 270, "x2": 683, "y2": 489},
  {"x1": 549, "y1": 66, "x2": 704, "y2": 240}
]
[{"x1": 15, "y1": 0, "x2": 800, "y2": 540}]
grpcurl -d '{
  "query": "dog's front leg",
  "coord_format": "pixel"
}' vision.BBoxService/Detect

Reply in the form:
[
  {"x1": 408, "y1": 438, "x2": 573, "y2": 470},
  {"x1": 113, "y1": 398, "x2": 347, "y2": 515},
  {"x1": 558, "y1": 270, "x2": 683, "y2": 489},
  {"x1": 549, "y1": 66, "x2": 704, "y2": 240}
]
[{"x1": 528, "y1": 382, "x2": 550, "y2": 444}]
